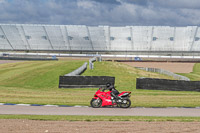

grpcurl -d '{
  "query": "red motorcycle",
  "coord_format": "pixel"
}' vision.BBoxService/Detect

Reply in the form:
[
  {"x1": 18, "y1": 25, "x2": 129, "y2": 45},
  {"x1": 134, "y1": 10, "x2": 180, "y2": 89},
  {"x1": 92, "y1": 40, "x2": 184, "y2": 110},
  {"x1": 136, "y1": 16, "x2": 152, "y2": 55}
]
[{"x1": 90, "y1": 88, "x2": 131, "y2": 108}]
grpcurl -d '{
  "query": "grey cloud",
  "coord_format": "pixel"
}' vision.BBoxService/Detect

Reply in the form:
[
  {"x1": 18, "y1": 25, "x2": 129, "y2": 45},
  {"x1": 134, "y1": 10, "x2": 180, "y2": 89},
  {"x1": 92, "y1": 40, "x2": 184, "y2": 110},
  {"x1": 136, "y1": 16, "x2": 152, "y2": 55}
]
[
  {"x1": 0, "y1": 0, "x2": 199, "y2": 26},
  {"x1": 152, "y1": 0, "x2": 200, "y2": 9},
  {"x1": 123, "y1": 0, "x2": 149, "y2": 6},
  {"x1": 90, "y1": 0, "x2": 121, "y2": 5}
]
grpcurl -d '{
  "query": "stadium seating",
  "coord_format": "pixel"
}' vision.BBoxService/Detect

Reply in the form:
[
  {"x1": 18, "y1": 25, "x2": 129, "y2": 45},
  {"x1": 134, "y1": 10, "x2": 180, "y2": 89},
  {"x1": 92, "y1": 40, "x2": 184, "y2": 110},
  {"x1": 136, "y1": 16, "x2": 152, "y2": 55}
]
[
  {"x1": 131, "y1": 26, "x2": 151, "y2": 51},
  {"x1": 109, "y1": 26, "x2": 132, "y2": 51},
  {"x1": 23, "y1": 25, "x2": 52, "y2": 50},
  {"x1": 88, "y1": 26, "x2": 107, "y2": 51},
  {"x1": 0, "y1": 24, "x2": 199, "y2": 53},
  {"x1": 151, "y1": 26, "x2": 174, "y2": 51}
]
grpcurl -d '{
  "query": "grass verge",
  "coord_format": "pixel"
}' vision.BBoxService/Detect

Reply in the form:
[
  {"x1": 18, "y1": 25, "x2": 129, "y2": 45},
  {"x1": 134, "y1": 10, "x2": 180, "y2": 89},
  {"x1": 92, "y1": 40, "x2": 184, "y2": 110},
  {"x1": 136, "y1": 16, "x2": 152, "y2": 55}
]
[
  {"x1": 0, "y1": 60, "x2": 200, "y2": 107},
  {"x1": 0, "y1": 115, "x2": 200, "y2": 122},
  {"x1": 83, "y1": 62, "x2": 200, "y2": 107},
  {"x1": 178, "y1": 63, "x2": 200, "y2": 81}
]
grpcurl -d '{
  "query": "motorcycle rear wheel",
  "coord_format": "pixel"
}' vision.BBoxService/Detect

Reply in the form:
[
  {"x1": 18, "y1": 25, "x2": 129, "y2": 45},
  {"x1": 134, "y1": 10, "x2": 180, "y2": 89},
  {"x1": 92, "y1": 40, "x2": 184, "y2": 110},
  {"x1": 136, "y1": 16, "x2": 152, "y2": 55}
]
[
  {"x1": 120, "y1": 99, "x2": 131, "y2": 108},
  {"x1": 90, "y1": 98, "x2": 102, "y2": 108}
]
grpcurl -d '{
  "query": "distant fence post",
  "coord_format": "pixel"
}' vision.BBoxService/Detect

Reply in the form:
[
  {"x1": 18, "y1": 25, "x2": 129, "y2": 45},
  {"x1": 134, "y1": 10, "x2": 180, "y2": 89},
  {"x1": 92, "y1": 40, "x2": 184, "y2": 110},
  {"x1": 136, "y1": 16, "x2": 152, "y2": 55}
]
[
  {"x1": 89, "y1": 57, "x2": 96, "y2": 70},
  {"x1": 97, "y1": 56, "x2": 102, "y2": 62}
]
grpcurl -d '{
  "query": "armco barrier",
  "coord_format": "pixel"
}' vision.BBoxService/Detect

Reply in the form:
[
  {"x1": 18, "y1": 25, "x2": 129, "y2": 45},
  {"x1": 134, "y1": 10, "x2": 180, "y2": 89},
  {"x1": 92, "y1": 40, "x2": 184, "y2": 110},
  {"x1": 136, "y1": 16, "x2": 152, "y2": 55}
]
[
  {"x1": 64, "y1": 62, "x2": 88, "y2": 76},
  {"x1": 89, "y1": 57, "x2": 96, "y2": 63},
  {"x1": 136, "y1": 78, "x2": 200, "y2": 92},
  {"x1": 64, "y1": 57, "x2": 97, "y2": 76},
  {"x1": 59, "y1": 76, "x2": 115, "y2": 88},
  {"x1": 135, "y1": 67, "x2": 190, "y2": 81},
  {"x1": 0, "y1": 56, "x2": 58, "y2": 61},
  {"x1": 89, "y1": 57, "x2": 96, "y2": 69}
]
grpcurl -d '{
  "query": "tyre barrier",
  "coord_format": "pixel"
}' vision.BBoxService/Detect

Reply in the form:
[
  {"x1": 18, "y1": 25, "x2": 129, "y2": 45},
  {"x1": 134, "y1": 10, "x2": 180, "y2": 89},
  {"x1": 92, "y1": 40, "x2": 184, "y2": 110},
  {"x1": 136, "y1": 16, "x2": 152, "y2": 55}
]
[
  {"x1": 136, "y1": 78, "x2": 200, "y2": 92},
  {"x1": 59, "y1": 76, "x2": 115, "y2": 88}
]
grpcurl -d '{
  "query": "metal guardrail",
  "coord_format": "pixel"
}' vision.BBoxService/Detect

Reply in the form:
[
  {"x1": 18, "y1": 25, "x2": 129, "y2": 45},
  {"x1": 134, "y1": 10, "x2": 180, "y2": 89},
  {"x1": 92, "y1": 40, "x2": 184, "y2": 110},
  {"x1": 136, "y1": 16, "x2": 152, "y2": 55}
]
[
  {"x1": 89, "y1": 57, "x2": 96, "y2": 69},
  {"x1": 64, "y1": 62, "x2": 88, "y2": 76},
  {"x1": 64, "y1": 57, "x2": 97, "y2": 76},
  {"x1": 136, "y1": 67, "x2": 190, "y2": 81},
  {"x1": 89, "y1": 57, "x2": 96, "y2": 63}
]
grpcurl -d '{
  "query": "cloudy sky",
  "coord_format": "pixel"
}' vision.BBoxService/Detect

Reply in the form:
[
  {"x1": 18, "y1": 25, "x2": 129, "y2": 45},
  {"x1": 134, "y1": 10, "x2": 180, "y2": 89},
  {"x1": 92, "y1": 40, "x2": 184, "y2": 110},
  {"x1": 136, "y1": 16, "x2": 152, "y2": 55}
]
[{"x1": 0, "y1": 0, "x2": 199, "y2": 26}]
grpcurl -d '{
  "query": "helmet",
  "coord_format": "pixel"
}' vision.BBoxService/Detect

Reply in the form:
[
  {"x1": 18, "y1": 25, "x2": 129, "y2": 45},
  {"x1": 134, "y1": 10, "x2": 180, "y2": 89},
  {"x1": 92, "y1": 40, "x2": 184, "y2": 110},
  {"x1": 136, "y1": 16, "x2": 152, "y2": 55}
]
[{"x1": 106, "y1": 83, "x2": 111, "y2": 88}]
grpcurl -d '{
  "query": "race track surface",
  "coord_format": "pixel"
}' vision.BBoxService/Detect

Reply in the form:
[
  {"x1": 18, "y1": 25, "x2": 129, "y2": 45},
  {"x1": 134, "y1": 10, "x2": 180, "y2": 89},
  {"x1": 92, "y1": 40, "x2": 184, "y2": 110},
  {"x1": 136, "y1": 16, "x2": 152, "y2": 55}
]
[{"x1": 1, "y1": 105, "x2": 200, "y2": 117}]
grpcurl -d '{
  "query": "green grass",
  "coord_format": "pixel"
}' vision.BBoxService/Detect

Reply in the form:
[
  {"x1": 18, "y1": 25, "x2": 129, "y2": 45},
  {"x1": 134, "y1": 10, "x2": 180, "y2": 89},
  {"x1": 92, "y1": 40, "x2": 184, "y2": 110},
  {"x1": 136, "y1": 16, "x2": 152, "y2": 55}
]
[
  {"x1": 0, "y1": 60, "x2": 84, "y2": 89},
  {"x1": 83, "y1": 62, "x2": 200, "y2": 107},
  {"x1": 0, "y1": 60, "x2": 200, "y2": 107},
  {"x1": 178, "y1": 63, "x2": 200, "y2": 81},
  {"x1": 0, "y1": 60, "x2": 96, "y2": 106},
  {"x1": 0, "y1": 115, "x2": 200, "y2": 122},
  {"x1": 83, "y1": 61, "x2": 174, "y2": 91}
]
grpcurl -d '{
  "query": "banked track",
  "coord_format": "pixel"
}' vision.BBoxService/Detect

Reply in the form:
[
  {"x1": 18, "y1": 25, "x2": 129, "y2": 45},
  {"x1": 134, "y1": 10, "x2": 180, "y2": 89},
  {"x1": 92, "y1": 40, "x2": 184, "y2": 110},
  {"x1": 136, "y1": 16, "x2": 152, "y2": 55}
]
[{"x1": 1, "y1": 104, "x2": 200, "y2": 117}]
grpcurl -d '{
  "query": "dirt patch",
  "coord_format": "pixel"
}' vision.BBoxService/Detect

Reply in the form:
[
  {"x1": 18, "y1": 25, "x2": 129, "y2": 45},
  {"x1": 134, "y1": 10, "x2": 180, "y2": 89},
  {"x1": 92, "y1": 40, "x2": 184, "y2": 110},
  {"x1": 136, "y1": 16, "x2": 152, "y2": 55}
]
[
  {"x1": 0, "y1": 119, "x2": 200, "y2": 133},
  {"x1": 123, "y1": 62, "x2": 195, "y2": 73},
  {"x1": 0, "y1": 60, "x2": 23, "y2": 64}
]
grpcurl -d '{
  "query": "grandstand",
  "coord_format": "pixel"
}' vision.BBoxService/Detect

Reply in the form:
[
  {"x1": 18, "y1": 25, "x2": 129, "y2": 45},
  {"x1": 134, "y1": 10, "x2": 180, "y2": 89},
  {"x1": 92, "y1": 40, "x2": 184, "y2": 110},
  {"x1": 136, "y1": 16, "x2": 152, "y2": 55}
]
[{"x1": 0, "y1": 24, "x2": 200, "y2": 56}]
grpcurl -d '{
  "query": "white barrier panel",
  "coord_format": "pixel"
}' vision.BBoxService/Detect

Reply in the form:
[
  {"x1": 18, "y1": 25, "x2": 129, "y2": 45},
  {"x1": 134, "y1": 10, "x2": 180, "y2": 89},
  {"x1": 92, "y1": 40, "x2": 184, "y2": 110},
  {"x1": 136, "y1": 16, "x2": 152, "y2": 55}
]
[{"x1": 1, "y1": 52, "x2": 200, "y2": 59}]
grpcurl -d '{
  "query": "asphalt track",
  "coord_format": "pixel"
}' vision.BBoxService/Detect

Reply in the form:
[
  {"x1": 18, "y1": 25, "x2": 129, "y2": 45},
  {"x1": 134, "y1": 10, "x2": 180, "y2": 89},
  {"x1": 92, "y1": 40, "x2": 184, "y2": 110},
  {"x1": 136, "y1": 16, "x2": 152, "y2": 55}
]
[{"x1": 1, "y1": 105, "x2": 200, "y2": 117}]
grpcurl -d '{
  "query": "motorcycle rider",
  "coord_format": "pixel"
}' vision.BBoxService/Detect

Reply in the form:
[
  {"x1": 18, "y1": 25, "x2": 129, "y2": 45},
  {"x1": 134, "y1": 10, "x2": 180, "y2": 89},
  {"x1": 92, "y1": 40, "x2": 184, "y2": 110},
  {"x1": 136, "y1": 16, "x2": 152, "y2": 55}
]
[{"x1": 105, "y1": 83, "x2": 120, "y2": 99}]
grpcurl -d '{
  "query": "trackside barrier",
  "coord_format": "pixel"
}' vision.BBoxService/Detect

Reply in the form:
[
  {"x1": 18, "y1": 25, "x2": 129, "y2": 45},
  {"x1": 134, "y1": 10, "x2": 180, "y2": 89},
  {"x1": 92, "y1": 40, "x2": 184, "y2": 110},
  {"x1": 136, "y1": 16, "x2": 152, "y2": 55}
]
[
  {"x1": 89, "y1": 57, "x2": 96, "y2": 63},
  {"x1": 136, "y1": 78, "x2": 200, "y2": 92},
  {"x1": 59, "y1": 76, "x2": 115, "y2": 88},
  {"x1": 64, "y1": 57, "x2": 97, "y2": 76},
  {"x1": 0, "y1": 56, "x2": 58, "y2": 61},
  {"x1": 135, "y1": 67, "x2": 190, "y2": 81},
  {"x1": 2, "y1": 52, "x2": 200, "y2": 59},
  {"x1": 64, "y1": 62, "x2": 88, "y2": 76},
  {"x1": 89, "y1": 57, "x2": 96, "y2": 69},
  {"x1": 60, "y1": 57, "x2": 115, "y2": 88}
]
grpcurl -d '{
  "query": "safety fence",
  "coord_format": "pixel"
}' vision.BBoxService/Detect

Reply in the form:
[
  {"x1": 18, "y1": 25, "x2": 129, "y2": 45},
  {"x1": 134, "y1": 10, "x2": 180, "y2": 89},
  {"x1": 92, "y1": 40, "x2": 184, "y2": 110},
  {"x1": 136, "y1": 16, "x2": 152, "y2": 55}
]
[
  {"x1": 136, "y1": 78, "x2": 200, "y2": 92},
  {"x1": 59, "y1": 76, "x2": 115, "y2": 88},
  {"x1": 2, "y1": 52, "x2": 200, "y2": 59},
  {"x1": 89, "y1": 57, "x2": 96, "y2": 70},
  {"x1": 64, "y1": 62, "x2": 88, "y2": 76},
  {"x1": 135, "y1": 67, "x2": 190, "y2": 81},
  {"x1": 64, "y1": 57, "x2": 97, "y2": 76},
  {"x1": 0, "y1": 56, "x2": 58, "y2": 61},
  {"x1": 60, "y1": 57, "x2": 114, "y2": 88}
]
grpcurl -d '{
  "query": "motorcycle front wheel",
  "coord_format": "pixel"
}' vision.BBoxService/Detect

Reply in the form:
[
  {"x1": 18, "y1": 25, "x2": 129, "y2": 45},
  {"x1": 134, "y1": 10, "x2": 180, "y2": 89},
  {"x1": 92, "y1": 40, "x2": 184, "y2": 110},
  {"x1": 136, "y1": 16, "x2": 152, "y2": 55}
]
[
  {"x1": 90, "y1": 98, "x2": 102, "y2": 108},
  {"x1": 120, "y1": 99, "x2": 131, "y2": 108}
]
